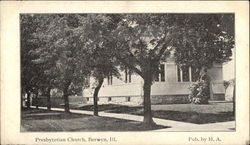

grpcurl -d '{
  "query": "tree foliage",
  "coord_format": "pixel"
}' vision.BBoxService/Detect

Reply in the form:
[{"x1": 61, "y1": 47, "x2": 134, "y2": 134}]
[
  {"x1": 110, "y1": 14, "x2": 183, "y2": 125},
  {"x1": 21, "y1": 14, "x2": 50, "y2": 108},
  {"x1": 28, "y1": 14, "x2": 90, "y2": 112},
  {"x1": 22, "y1": 14, "x2": 121, "y2": 113},
  {"x1": 77, "y1": 14, "x2": 121, "y2": 115},
  {"x1": 174, "y1": 14, "x2": 234, "y2": 72}
]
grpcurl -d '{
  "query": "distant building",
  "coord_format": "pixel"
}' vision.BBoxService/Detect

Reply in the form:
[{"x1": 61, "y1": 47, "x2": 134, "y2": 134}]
[{"x1": 83, "y1": 53, "x2": 225, "y2": 105}]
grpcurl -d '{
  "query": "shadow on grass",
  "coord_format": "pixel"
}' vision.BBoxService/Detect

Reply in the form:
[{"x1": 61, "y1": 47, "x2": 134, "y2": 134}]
[
  {"x1": 21, "y1": 109, "x2": 170, "y2": 131},
  {"x1": 68, "y1": 121, "x2": 170, "y2": 131},
  {"x1": 74, "y1": 104, "x2": 235, "y2": 124},
  {"x1": 22, "y1": 112, "x2": 86, "y2": 120},
  {"x1": 22, "y1": 109, "x2": 85, "y2": 120},
  {"x1": 150, "y1": 110, "x2": 235, "y2": 124},
  {"x1": 107, "y1": 109, "x2": 234, "y2": 124}
]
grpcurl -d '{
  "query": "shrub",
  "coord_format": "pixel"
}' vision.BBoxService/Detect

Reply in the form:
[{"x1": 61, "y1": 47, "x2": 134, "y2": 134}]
[
  {"x1": 223, "y1": 80, "x2": 230, "y2": 89},
  {"x1": 188, "y1": 80, "x2": 210, "y2": 104}
]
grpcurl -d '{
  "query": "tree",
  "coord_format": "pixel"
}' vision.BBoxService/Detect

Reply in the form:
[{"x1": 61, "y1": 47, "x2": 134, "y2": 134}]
[
  {"x1": 86, "y1": 47, "x2": 119, "y2": 116},
  {"x1": 21, "y1": 14, "x2": 48, "y2": 109},
  {"x1": 28, "y1": 14, "x2": 120, "y2": 114},
  {"x1": 173, "y1": 14, "x2": 234, "y2": 104},
  {"x1": 111, "y1": 14, "x2": 179, "y2": 125},
  {"x1": 111, "y1": 14, "x2": 234, "y2": 125},
  {"x1": 21, "y1": 14, "x2": 35, "y2": 109},
  {"x1": 30, "y1": 14, "x2": 89, "y2": 112},
  {"x1": 78, "y1": 14, "x2": 120, "y2": 116},
  {"x1": 21, "y1": 14, "x2": 61, "y2": 110},
  {"x1": 174, "y1": 14, "x2": 234, "y2": 78}
]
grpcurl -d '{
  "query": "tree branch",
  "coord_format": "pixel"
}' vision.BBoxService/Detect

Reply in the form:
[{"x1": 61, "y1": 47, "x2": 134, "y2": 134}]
[
  {"x1": 156, "y1": 38, "x2": 172, "y2": 59},
  {"x1": 116, "y1": 56, "x2": 143, "y2": 77},
  {"x1": 115, "y1": 39, "x2": 143, "y2": 73},
  {"x1": 126, "y1": 47, "x2": 143, "y2": 66},
  {"x1": 152, "y1": 27, "x2": 176, "y2": 60},
  {"x1": 152, "y1": 34, "x2": 167, "y2": 51}
]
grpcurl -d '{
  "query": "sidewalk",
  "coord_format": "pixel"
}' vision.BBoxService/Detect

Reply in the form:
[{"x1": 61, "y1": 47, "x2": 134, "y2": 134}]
[{"x1": 31, "y1": 106, "x2": 235, "y2": 131}]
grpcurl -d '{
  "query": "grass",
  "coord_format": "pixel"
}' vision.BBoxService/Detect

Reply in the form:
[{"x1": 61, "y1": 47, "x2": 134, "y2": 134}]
[
  {"x1": 72, "y1": 102, "x2": 235, "y2": 124},
  {"x1": 21, "y1": 109, "x2": 169, "y2": 132}
]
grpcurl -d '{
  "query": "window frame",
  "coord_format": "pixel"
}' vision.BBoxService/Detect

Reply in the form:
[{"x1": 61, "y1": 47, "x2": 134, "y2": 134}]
[
  {"x1": 155, "y1": 64, "x2": 166, "y2": 82},
  {"x1": 107, "y1": 73, "x2": 113, "y2": 85},
  {"x1": 125, "y1": 67, "x2": 132, "y2": 83},
  {"x1": 177, "y1": 65, "x2": 195, "y2": 82}
]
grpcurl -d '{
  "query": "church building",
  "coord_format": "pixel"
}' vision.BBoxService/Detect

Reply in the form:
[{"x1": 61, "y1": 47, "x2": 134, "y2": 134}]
[{"x1": 82, "y1": 53, "x2": 225, "y2": 105}]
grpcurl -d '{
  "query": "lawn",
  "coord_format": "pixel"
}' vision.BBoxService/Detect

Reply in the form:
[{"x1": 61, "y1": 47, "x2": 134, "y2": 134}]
[
  {"x1": 72, "y1": 102, "x2": 235, "y2": 124},
  {"x1": 21, "y1": 109, "x2": 169, "y2": 132}
]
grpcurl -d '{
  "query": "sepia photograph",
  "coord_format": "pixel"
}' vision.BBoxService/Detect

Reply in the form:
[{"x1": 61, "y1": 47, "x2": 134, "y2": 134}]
[
  {"x1": 1, "y1": 1, "x2": 249, "y2": 145},
  {"x1": 20, "y1": 13, "x2": 235, "y2": 132}
]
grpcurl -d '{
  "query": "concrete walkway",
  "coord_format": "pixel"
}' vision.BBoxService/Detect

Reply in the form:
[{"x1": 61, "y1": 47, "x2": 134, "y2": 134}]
[{"x1": 31, "y1": 106, "x2": 235, "y2": 131}]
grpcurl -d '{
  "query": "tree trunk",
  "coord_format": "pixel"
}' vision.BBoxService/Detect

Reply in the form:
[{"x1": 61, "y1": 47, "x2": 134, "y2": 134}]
[
  {"x1": 27, "y1": 91, "x2": 31, "y2": 109},
  {"x1": 93, "y1": 77, "x2": 104, "y2": 116},
  {"x1": 63, "y1": 90, "x2": 70, "y2": 113},
  {"x1": 35, "y1": 90, "x2": 39, "y2": 109},
  {"x1": 142, "y1": 77, "x2": 156, "y2": 126},
  {"x1": 47, "y1": 88, "x2": 51, "y2": 111},
  {"x1": 63, "y1": 82, "x2": 71, "y2": 113}
]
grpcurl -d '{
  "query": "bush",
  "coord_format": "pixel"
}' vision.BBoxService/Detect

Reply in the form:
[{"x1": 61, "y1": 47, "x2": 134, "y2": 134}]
[
  {"x1": 223, "y1": 80, "x2": 230, "y2": 89},
  {"x1": 188, "y1": 80, "x2": 210, "y2": 104}
]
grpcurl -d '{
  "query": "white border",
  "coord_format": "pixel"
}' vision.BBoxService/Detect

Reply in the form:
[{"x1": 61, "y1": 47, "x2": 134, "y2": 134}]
[{"x1": 1, "y1": 1, "x2": 249, "y2": 145}]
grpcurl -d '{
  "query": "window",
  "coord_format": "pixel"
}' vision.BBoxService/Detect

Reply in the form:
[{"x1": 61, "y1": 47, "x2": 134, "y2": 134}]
[
  {"x1": 86, "y1": 97, "x2": 89, "y2": 101},
  {"x1": 182, "y1": 66, "x2": 190, "y2": 82},
  {"x1": 125, "y1": 67, "x2": 132, "y2": 83},
  {"x1": 107, "y1": 73, "x2": 113, "y2": 85},
  {"x1": 108, "y1": 97, "x2": 112, "y2": 101},
  {"x1": 155, "y1": 64, "x2": 165, "y2": 82},
  {"x1": 177, "y1": 66, "x2": 181, "y2": 82},
  {"x1": 160, "y1": 64, "x2": 165, "y2": 82},
  {"x1": 177, "y1": 66, "x2": 196, "y2": 82}
]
